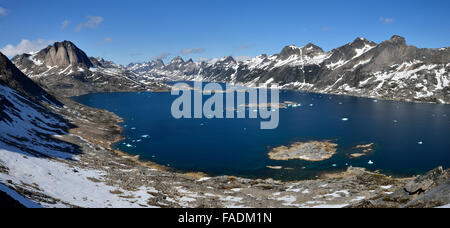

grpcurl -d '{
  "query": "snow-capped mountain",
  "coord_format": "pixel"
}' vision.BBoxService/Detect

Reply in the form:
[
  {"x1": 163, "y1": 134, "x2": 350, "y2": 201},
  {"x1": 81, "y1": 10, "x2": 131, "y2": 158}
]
[
  {"x1": 128, "y1": 36, "x2": 449, "y2": 104},
  {"x1": 12, "y1": 41, "x2": 168, "y2": 96},
  {"x1": 127, "y1": 59, "x2": 165, "y2": 73}
]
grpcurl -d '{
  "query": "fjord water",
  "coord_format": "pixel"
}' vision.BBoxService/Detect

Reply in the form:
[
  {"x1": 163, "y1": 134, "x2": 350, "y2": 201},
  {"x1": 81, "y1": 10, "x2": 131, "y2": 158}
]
[{"x1": 73, "y1": 85, "x2": 450, "y2": 180}]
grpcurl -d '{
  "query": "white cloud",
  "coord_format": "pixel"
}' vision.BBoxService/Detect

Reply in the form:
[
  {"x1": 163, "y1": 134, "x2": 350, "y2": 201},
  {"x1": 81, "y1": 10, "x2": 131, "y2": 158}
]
[
  {"x1": 0, "y1": 39, "x2": 54, "y2": 57},
  {"x1": 61, "y1": 20, "x2": 70, "y2": 30},
  {"x1": 379, "y1": 17, "x2": 394, "y2": 24},
  {"x1": 76, "y1": 16, "x2": 104, "y2": 31},
  {"x1": 0, "y1": 7, "x2": 7, "y2": 16},
  {"x1": 181, "y1": 47, "x2": 205, "y2": 55}
]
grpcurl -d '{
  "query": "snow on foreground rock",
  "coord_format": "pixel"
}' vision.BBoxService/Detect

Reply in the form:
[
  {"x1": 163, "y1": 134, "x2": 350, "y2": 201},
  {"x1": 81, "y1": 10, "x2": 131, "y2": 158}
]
[
  {"x1": 0, "y1": 82, "x2": 157, "y2": 208},
  {"x1": 0, "y1": 146, "x2": 157, "y2": 208}
]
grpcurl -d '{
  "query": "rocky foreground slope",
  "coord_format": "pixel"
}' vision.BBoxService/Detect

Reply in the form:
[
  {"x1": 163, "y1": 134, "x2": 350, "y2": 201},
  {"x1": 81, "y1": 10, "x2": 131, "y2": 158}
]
[
  {"x1": 129, "y1": 35, "x2": 450, "y2": 104},
  {"x1": 12, "y1": 41, "x2": 168, "y2": 97}
]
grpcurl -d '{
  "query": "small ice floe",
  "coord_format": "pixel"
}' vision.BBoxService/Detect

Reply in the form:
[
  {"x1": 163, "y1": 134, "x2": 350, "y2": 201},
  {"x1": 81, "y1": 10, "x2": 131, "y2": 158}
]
[
  {"x1": 393, "y1": 120, "x2": 398, "y2": 123},
  {"x1": 342, "y1": 118, "x2": 349, "y2": 121},
  {"x1": 338, "y1": 102, "x2": 343, "y2": 105},
  {"x1": 310, "y1": 104, "x2": 314, "y2": 107},
  {"x1": 125, "y1": 144, "x2": 133, "y2": 148},
  {"x1": 136, "y1": 139, "x2": 142, "y2": 143},
  {"x1": 418, "y1": 141, "x2": 424, "y2": 145},
  {"x1": 332, "y1": 164, "x2": 337, "y2": 167},
  {"x1": 131, "y1": 127, "x2": 137, "y2": 130},
  {"x1": 373, "y1": 100, "x2": 378, "y2": 103},
  {"x1": 368, "y1": 160, "x2": 374, "y2": 165},
  {"x1": 141, "y1": 135, "x2": 150, "y2": 138},
  {"x1": 244, "y1": 128, "x2": 247, "y2": 131}
]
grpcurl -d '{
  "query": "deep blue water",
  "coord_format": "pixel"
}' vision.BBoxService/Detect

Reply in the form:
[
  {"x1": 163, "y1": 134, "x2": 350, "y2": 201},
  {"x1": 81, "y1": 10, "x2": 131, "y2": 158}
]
[{"x1": 72, "y1": 83, "x2": 450, "y2": 180}]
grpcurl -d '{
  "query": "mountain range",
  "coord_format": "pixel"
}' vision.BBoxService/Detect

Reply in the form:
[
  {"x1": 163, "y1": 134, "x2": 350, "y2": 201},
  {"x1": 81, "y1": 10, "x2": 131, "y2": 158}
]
[
  {"x1": 11, "y1": 41, "x2": 168, "y2": 96},
  {"x1": 10, "y1": 36, "x2": 450, "y2": 103},
  {"x1": 127, "y1": 35, "x2": 450, "y2": 104}
]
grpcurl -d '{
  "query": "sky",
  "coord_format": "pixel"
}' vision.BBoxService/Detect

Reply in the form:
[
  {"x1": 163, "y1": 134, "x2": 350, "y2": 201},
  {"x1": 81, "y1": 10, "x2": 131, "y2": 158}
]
[{"x1": 0, "y1": 0, "x2": 449, "y2": 65}]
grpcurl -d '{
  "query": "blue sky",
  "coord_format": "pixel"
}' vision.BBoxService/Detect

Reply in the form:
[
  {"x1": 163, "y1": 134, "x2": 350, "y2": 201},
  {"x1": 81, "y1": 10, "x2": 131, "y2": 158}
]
[{"x1": 0, "y1": 0, "x2": 449, "y2": 64}]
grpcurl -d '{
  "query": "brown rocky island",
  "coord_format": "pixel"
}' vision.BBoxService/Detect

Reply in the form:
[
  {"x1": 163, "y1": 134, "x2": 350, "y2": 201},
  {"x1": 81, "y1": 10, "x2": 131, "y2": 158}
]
[{"x1": 268, "y1": 141, "x2": 338, "y2": 162}]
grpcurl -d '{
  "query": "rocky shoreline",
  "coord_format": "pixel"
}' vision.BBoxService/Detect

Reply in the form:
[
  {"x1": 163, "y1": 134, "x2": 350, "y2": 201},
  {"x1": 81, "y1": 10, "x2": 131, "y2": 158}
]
[{"x1": 5, "y1": 96, "x2": 441, "y2": 208}]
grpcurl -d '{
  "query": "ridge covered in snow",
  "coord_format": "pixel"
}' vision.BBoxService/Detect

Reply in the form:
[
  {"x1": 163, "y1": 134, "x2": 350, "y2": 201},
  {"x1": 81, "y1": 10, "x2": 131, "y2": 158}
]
[
  {"x1": 127, "y1": 36, "x2": 450, "y2": 104},
  {"x1": 11, "y1": 41, "x2": 168, "y2": 96}
]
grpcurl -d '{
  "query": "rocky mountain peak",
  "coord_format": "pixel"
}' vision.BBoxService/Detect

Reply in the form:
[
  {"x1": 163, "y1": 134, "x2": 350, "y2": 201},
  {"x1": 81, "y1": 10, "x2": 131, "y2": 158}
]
[
  {"x1": 219, "y1": 56, "x2": 236, "y2": 64},
  {"x1": 352, "y1": 37, "x2": 377, "y2": 46},
  {"x1": 279, "y1": 45, "x2": 302, "y2": 59},
  {"x1": 279, "y1": 44, "x2": 324, "y2": 60},
  {"x1": 304, "y1": 43, "x2": 323, "y2": 51},
  {"x1": 169, "y1": 56, "x2": 185, "y2": 65},
  {"x1": 31, "y1": 41, "x2": 93, "y2": 68},
  {"x1": 152, "y1": 59, "x2": 165, "y2": 67},
  {"x1": 388, "y1": 35, "x2": 407, "y2": 46}
]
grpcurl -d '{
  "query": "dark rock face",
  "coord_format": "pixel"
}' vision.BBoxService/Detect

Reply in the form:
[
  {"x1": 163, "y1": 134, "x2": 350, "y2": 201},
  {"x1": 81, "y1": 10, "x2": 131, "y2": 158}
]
[
  {"x1": 128, "y1": 36, "x2": 450, "y2": 104},
  {"x1": 0, "y1": 52, "x2": 60, "y2": 105},
  {"x1": 351, "y1": 167, "x2": 450, "y2": 208},
  {"x1": 12, "y1": 41, "x2": 168, "y2": 97},
  {"x1": 35, "y1": 41, "x2": 93, "y2": 68},
  {"x1": 0, "y1": 52, "x2": 79, "y2": 158},
  {"x1": 353, "y1": 167, "x2": 450, "y2": 208}
]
